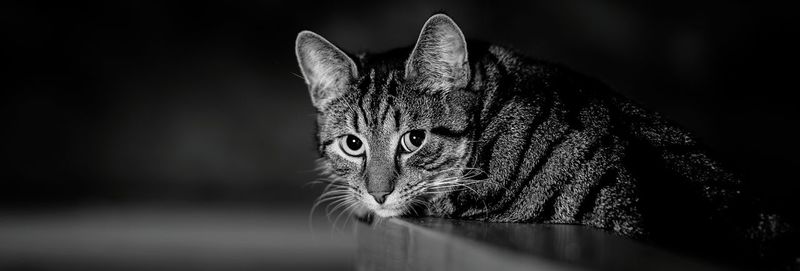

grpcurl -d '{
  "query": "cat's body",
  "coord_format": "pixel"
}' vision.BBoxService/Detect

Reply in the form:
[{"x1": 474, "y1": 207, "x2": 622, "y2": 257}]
[
  {"x1": 424, "y1": 42, "x2": 795, "y2": 264},
  {"x1": 296, "y1": 14, "x2": 798, "y2": 269}
]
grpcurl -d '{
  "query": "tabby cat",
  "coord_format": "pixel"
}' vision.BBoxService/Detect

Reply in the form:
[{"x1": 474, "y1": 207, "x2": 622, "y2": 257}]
[{"x1": 295, "y1": 14, "x2": 797, "y2": 269}]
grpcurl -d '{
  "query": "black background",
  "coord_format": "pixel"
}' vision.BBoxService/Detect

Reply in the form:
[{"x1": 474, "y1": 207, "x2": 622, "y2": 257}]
[
  {"x1": 3, "y1": 1, "x2": 799, "y2": 270},
  {"x1": 3, "y1": 0, "x2": 799, "y2": 213}
]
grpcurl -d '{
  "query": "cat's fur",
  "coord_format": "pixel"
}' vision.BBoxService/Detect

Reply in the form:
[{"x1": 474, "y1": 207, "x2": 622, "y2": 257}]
[{"x1": 296, "y1": 14, "x2": 798, "y2": 269}]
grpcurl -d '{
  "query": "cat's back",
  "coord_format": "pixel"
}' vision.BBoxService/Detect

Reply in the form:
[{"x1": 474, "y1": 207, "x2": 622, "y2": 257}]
[{"x1": 468, "y1": 42, "x2": 799, "y2": 267}]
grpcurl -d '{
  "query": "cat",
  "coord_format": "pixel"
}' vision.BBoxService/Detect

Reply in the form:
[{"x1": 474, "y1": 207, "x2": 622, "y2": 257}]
[{"x1": 295, "y1": 14, "x2": 798, "y2": 269}]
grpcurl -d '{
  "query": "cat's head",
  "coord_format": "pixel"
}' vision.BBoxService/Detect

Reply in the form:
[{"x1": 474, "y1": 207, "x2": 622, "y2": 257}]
[{"x1": 295, "y1": 14, "x2": 479, "y2": 217}]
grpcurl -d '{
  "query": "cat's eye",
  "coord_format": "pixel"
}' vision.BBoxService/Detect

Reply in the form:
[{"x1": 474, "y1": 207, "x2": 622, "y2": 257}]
[
  {"x1": 340, "y1": 134, "x2": 365, "y2": 156},
  {"x1": 400, "y1": 130, "x2": 426, "y2": 153}
]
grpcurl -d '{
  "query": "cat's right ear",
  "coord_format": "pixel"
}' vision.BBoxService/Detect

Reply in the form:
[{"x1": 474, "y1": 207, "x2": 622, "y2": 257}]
[
  {"x1": 405, "y1": 14, "x2": 469, "y2": 93},
  {"x1": 295, "y1": 31, "x2": 358, "y2": 109}
]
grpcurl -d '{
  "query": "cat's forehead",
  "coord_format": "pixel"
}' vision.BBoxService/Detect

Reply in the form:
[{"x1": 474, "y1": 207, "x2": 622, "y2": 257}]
[
  {"x1": 316, "y1": 49, "x2": 446, "y2": 138},
  {"x1": 353, "y1": 60, "x2": 405, "y2": 89},
  {"x1": 355, "y1": 67, "x2": 401, "y2": 89},
  {"x1": 317, "y1": 74, "x2": 438, "y2": 138}
]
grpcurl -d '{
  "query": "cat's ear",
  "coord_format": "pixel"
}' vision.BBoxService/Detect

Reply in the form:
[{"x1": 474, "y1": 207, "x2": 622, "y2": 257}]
[
  {"x1": 295, "y1": 31, "x2": 358, "y2": 109},
  {"x1": 405, "y1": 14, "x2": 470, "y2": 93}
]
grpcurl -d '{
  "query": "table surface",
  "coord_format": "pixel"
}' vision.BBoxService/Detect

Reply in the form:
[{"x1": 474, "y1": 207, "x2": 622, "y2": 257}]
[
  {"x1": 0, "y1": 205, "x2": 355, "y2": 271},
  {"x1": 357, "y1": 217, "x2": 737, "y2": 271}
]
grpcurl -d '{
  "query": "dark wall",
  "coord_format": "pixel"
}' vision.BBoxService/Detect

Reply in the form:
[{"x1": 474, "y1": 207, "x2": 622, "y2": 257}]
[{"x1": 3, "y1": 1, "x2": 798, "y2": 209}]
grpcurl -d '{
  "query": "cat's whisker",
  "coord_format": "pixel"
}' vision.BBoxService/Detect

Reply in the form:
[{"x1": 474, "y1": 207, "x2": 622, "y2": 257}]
[
  {"x1": 332, "y1": 198, "x2": 359, "y2": 232},
  {"x1": 406, "y1": 198, "x2": 427, "y2": 217},
  {"x1": 316, "y1": 194, "x2": 352, "y2": 205},
  {"x1": 316, "y1": 187, "x2": 352, "y2": 211},
  {"x1": 310, "y1": 188, "x2": 351, "y2": 217},
  {"x1": 317, "y1": 191, "x2": 352, "y2": 202},
  {"x1": 309, "y1": 182, "x2": 350, "y2": 191},
  {"x1": 425, "y1": 177, "x2": 483, "y2": 197},
  {"x1": 307, "y1": 171, "x2": 351, "y2": 229},
  {"x1": 341, "y1": 202, "x2": 362, "y2": 230},
  {"x1": 326, "y1": 197, "x2": 354, "y2": 223},
  {"x1": 428, "y1": 167, "x2": 484, "y2": 176},
  {"x1": 428, "y1": 180, "x2": 472, "y2": 188}
]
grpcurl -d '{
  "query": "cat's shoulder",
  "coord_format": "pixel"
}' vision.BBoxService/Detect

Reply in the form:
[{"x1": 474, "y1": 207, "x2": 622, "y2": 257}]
[
  {"x1": 468, "y1": 41, "x2": 613, "y2": 94},
  {"x1": 467, "y1": 41, "x2": 585, "y2": 79}
]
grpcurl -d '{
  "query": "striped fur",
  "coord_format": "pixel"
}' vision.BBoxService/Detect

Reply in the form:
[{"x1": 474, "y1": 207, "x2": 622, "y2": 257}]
[{"x1": 297, "y1": 14, "x2": 798, "y2": 269}]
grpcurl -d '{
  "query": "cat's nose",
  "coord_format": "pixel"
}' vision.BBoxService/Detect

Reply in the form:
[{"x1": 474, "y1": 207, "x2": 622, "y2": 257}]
[{"x1": 369, "y1": 192, "x2": 390, "y2": 204}]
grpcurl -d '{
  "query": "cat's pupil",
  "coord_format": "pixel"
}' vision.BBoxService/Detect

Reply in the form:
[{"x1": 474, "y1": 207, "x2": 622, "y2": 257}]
[
  {"x1": 346, "y1": 135, "x2": 362, "y2": 150},
  {"x1": 409, "y1": 130, "x2": 425, "y2": 147}
]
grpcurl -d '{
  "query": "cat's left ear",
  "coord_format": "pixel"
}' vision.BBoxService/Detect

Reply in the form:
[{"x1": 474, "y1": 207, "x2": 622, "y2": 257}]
[
  {"x1": 296, "y1": 31, "x2": 359, "y2": 109},
  {"x1": 405, "y1": 14, "x2": 470, "y2": 93}
]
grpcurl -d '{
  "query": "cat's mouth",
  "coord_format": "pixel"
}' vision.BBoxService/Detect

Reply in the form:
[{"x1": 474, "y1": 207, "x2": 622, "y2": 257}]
[
  {"x1": 365, "y1": 194, "x2": 408, "y2": 218},
  {"x1": 367, "y1": 195, "x2": 432, "y2": 218},
  {"x1": 367, "y1": 199, "x2": 405, "y2": 218}
]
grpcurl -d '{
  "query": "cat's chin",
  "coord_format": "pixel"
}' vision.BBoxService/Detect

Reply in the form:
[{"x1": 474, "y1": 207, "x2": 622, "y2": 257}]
[{"x1": 372, "y1": 208, "x2": 403, "y2": 218}]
